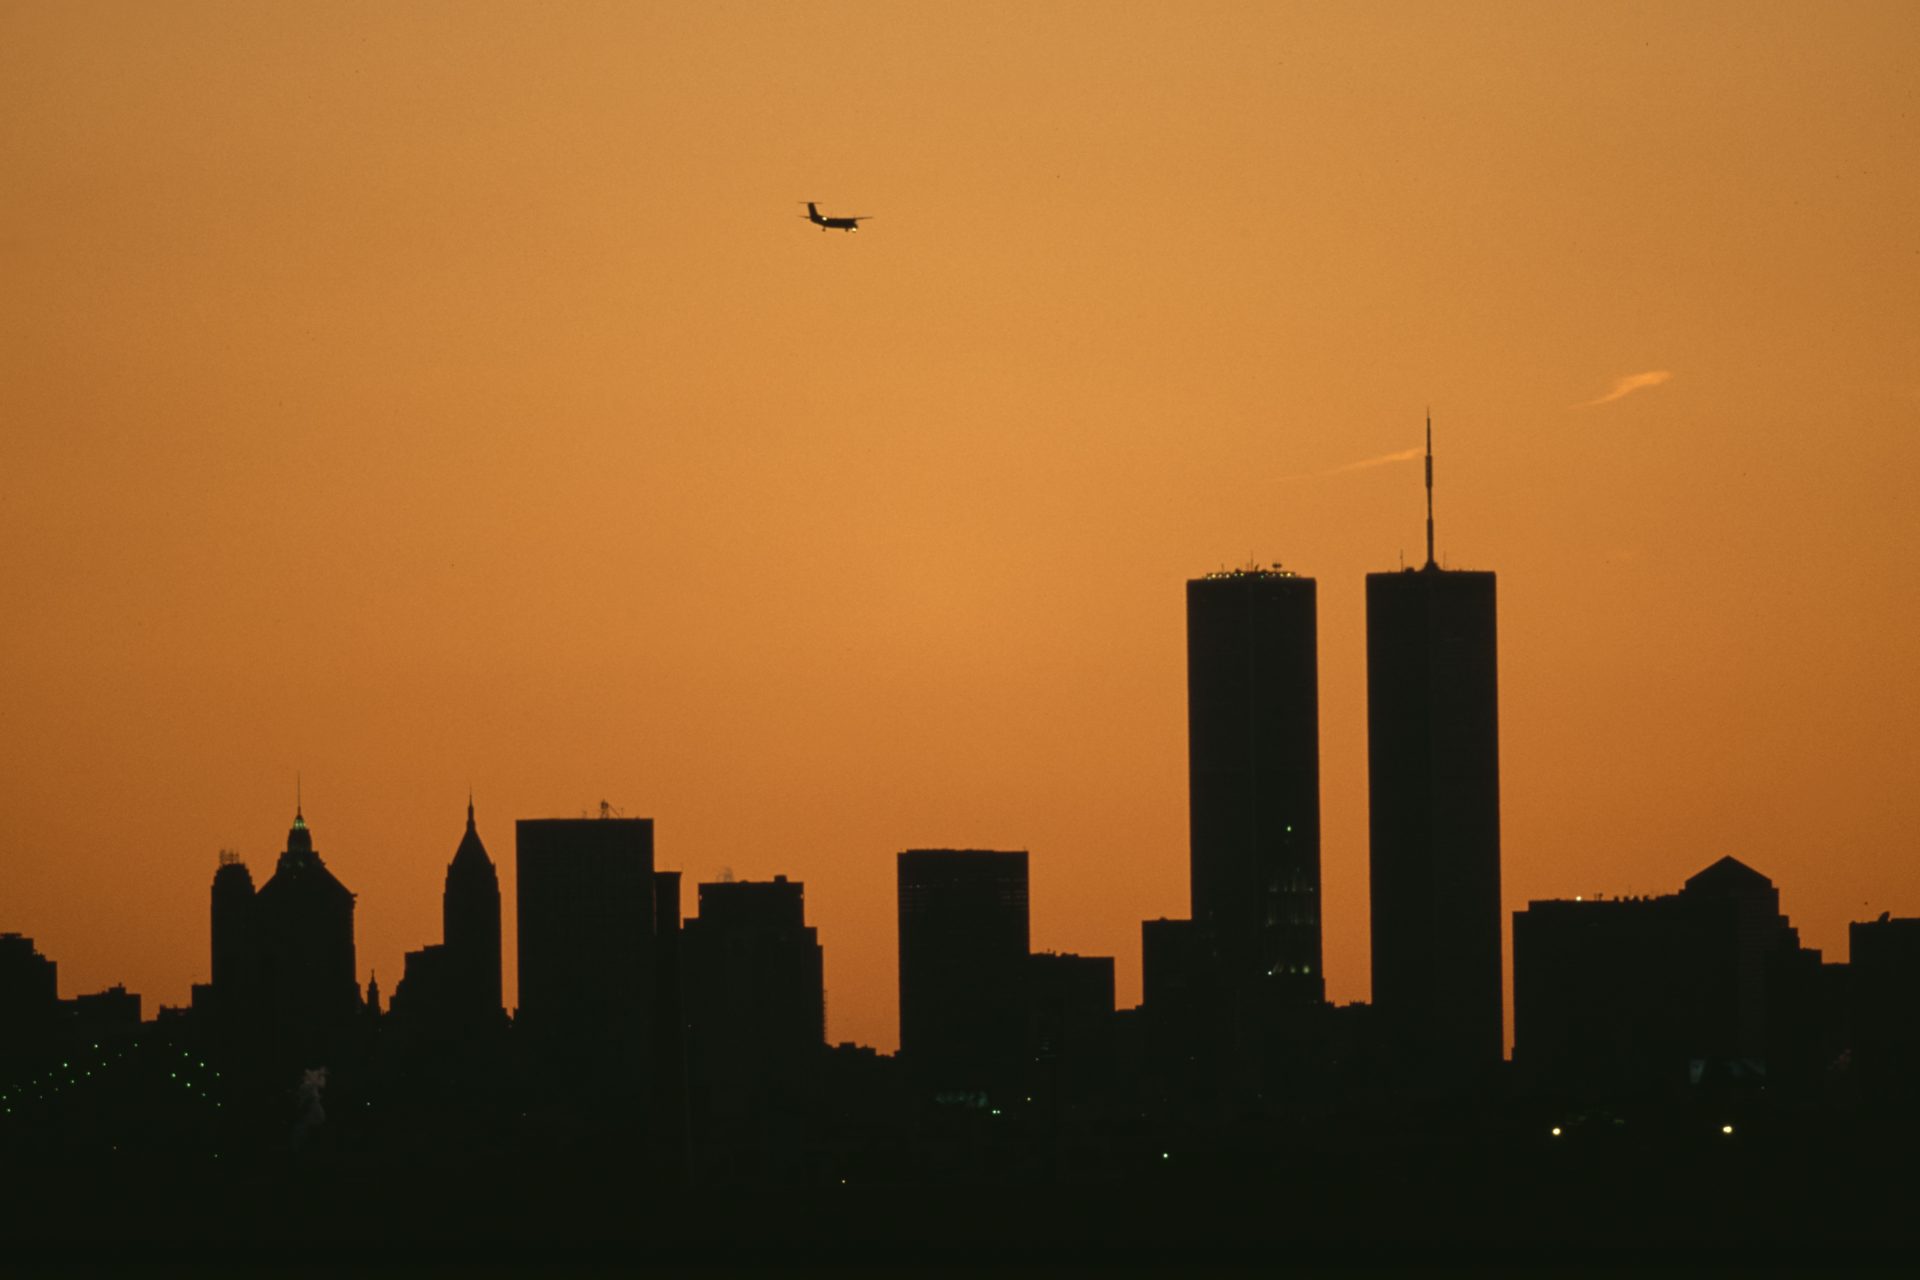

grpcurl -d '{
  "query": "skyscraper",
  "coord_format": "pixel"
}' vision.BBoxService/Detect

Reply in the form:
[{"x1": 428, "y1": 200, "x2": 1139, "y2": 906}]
[
  {"x1": 1848, "y1": 915, "x2": 1920, "y2": 1100},
  {"x1": 515, "y1": 816, "x2": 656, "y2": 1078},
  {"x1": 651, "y1": 868, "x2": 689, "y2": 1172},
  {"x1": 1026, "y1": 951, "x2": 1114, "y2": 1057},
  {"x1": 442, "y1": 796, "x2": 503, "y2": 1026},
  {"x1": 1186, "y1": 568, "x2": 1324, "y2": 1005},
  {"x1": 1367, "y1": 416, "x2": 1502, "y2": 1072},
  {"x1": 1512, "y1": 857, "x2": 1812, "y2": 1092},
  {"x1": 684, "y1": 876, "x2": 825, "y2": 1063},
  {"x1": 0, "y1": 932, "x2": 59, "y2": 1048},
  {"x1": 897, "y1": 849, "x2": 1030, "y2": 1090},
  {"x1": 252, "y1": 804, "x2": 360, "y2": 1061},
  {"x1": 207, "y1": 851, "x2": 257, "y2": 1022},
  {"x1": 682, "y1": 876, "x2": 825, "y2": 1139},
  {"x1": 388, "y1": 799, "x2": 505, "y2": 1041}
]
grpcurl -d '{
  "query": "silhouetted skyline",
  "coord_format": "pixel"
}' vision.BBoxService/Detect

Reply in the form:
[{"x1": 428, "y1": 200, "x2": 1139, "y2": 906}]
[
  {"x1": 9, "y1": 546, "x2": 1915, "y2": 1124},
  {"x1": 4, "y1": 7, "x2": 1918, "y2": 1263},
  {"x1": 6, "y1": 7, "x2": 1916, "y2": 1056},
  {"x1": 7, "y1": 582, "x2": 1920, "y2": 1265}
]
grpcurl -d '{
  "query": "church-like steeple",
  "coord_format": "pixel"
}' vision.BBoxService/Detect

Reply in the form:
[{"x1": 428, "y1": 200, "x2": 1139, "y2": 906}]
[
  {"x1": 444, "y1": 794, "x2": 504, "y2": 1023},
  {"x1": 451, "y1": 791, "x2": 490, "y2": 873}
]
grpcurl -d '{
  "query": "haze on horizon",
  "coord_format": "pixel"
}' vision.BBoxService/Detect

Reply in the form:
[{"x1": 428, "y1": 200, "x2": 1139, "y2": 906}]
[{"x1": 2, "y1": 1, "x2": 1916, "y2": 1052}]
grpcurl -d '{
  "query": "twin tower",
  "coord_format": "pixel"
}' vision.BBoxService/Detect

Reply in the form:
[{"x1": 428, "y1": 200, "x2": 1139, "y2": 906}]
[{"x1": 1186, "y1": 421, "x2": 1501, "y2": 1071}]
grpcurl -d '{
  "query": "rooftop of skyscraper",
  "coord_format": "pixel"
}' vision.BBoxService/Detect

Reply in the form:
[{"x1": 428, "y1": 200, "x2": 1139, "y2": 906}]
[{"x1": 1200, "y1": 563, "x2": 1299, "y2": 580}]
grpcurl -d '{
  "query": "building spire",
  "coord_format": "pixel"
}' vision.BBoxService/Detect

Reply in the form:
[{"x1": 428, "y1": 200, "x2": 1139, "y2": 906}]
[
  {"x1": 1424, "y1": 408, "x2": 1436, "y2": 570},
  {"x1": 296, "y1": 772, "x2": 303, "y2": 822},
  {"x1": 467, "y1": 788, "x2": 476, "y2": 830}
]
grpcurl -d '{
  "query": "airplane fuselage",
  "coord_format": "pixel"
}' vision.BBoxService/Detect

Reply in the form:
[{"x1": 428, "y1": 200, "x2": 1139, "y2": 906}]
[{"x1": 805, "y1": 202, "x2": 866, "y2": 232}]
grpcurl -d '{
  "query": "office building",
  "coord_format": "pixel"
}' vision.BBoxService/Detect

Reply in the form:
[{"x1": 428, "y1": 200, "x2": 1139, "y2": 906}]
[
  {"x1": 1138, "y1": 916, "x2": 1222, "y2": 1087},
  {"x1": 1366, "y1": 418, "x2": 1502, "y2": 1071},
  {"x1": 1187, "y1": 567, "x2": 1324, "y2": 1005},
  {"x1": 1027, "y1": 951, "x2": 1114, "y2": 1058},
  {"x1": 651, "y1": 868, "x2": 690, "y2": 1172},
  {"x1": 1140, "y1": 918, "x2": 1206, "y2": 1018},
  {"x1": 389, "y1": 799, "x2": 505, "y2": 1041},
  {"x1": 251, "y1": 805, "x2": 360, "y2": 1059},
  {"x1": 1513, "y1": 856, "x2": 1815, "y2": 1093},
  {"x1": 0, "y1": 932, "x2": 59, "y2": 1049},
  {"x1": 442, "y1": 797, "x2": 503, "y2": 1026},
  {"x1": 682, "y1": 876, "x2": 825, "y2": 1138},
  {"x1": 388, "y1": 943, "x2": 452, "y2": 1025},
  {"x1": 1849, "y1": 915, "x2": 1920, "y2": 1099},
  {"x1": 64, "y1": 985, "x2": 141, "y2": 1034},
  {"x1": 897, "y1": 849, "x2": 1030, "y2": 1089},
  {"x1": 516, "y1": 816, "x2": 656, "y2": 1078},
  {"x1": 206, "y1": 852, "x2": 258, "y2": 1023}
]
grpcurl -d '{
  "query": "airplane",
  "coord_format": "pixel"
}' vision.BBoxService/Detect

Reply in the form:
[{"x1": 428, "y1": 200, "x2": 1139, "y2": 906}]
[{"x1": 800, "y1": 201, "x2": 871, "y2": 232}]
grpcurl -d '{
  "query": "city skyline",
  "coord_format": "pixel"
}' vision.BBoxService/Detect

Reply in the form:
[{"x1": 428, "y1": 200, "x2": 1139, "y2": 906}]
[{"x1": 4, "y1": 3, "x2": 1917, "y2": 1053}]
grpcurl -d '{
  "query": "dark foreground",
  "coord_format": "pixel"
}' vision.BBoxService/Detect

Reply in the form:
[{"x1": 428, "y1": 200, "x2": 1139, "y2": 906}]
[{"x1": 5, "y1": 1121, "x2": 1917, "y2": 1275}]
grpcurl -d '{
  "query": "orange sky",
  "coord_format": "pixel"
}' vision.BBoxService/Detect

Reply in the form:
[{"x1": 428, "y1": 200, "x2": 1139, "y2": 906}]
[{"x1": 3, "y1": 1, "x2": 1916, "y2": 1052}]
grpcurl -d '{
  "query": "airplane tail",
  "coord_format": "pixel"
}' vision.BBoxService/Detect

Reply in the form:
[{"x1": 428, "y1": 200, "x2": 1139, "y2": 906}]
[{"x1": 806, "y1": 202, "x2": 821, "y2": 222}]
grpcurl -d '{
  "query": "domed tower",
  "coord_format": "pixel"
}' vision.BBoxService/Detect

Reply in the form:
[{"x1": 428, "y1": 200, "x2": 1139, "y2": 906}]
[
  {"x1": 253, "y1": 803, "x2": 360, "y2": 1059},
  {"x1": 443, "y1": 796, "x2": 503, "y2": 1025}
]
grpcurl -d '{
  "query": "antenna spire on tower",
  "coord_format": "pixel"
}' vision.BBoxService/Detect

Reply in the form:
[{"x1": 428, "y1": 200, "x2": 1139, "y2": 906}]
[{"x1": 1424, "y1": 408, "x2": 1436, "y2": 570}]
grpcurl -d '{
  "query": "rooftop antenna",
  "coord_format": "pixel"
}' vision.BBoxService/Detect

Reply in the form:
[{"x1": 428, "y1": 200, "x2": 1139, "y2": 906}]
[
  {"x1": 1424, "y1": 408, "x2": 1436, "y2": 570},
  {"x1": 296, "y1": 772, "x2": 303, "y2": 820}
]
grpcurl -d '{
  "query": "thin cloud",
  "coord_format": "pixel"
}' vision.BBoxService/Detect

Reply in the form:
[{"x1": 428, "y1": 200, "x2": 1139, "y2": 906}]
[
  {"x1": 1277, "y1": 445, "x2": 1423, "y2": 484},
  {"x1": 1575, "y1": 370, "x2": 1672, "y2": 408}
]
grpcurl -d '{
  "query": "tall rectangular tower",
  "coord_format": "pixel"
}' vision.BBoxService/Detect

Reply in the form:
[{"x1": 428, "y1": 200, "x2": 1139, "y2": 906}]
[
  {"x1": 897, "y1": 849, "x2": 1030, "y2": 1090},
  {"x1": 682, "y1": 876, "x2": 825, "y2": 1134},
  {"x1": 1186, "y1": 568, "x2": 1325, "y2": 1005},
  {"x1": 684, "y1": 876, "x2": 825, "y2": 1059},
  {"x1": 516, "y1": 816, "x2": 656, "y2": 1073},
  {"x1": 1366, "y1": 418, "x2": 1502, "y2": 1071}
]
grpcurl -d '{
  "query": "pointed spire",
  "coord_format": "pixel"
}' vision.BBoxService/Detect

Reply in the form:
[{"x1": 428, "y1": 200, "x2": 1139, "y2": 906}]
[
  {"x1": 1424, "y1": 408, "x2": 1436, "y2": 570},
  {"x1": 450, "y1": 791, "x2": 494, "y2": 875},
  {"x1": 284, "y1": 778, "x2": 316, "y2": 862}
]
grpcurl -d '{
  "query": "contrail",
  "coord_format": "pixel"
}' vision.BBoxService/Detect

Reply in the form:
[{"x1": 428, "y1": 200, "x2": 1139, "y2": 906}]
[
  {"x1": 1276, "y1": 445, "x2": 1423, "y2": 484},
  {"x1": 1574, "y1": 370, "x2": 1672, "y2": 408}
]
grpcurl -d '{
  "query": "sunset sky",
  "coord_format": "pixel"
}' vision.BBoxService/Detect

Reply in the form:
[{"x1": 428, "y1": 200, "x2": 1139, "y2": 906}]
[{"x1": 3, "y1": 1, "x2": 1916, "y2": 1052}]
